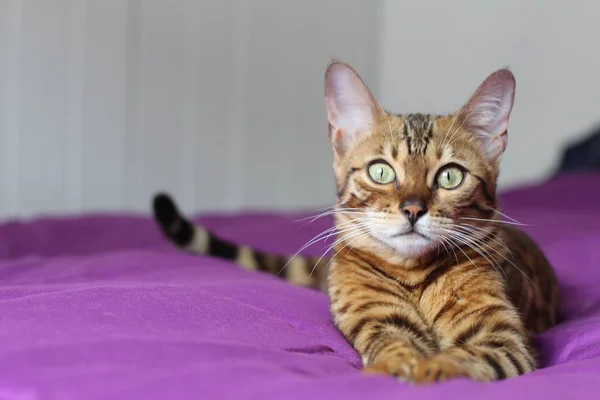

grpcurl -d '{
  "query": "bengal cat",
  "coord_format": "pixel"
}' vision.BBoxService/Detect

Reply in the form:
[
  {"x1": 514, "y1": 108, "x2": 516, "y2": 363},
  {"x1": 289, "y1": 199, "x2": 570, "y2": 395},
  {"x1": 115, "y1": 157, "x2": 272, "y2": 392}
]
[{"x1": 152, "y1": 61, "x2": 561, "y2": 384}]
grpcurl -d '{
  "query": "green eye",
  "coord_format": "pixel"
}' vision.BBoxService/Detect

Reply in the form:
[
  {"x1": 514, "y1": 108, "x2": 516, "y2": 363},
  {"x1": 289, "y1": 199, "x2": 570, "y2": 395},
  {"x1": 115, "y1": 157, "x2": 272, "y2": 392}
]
[
  {"x1": 368, "y1": 162, "x2": 396, "y2": 184},
  {"x1": 437, "y1": 166, "x2": 465, "y2": 189}
]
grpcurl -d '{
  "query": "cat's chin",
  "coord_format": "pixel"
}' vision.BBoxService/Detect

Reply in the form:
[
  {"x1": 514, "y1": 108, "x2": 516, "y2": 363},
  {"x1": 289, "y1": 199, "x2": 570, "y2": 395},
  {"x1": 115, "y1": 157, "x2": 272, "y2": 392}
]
[{"x1": 383, "y1": 232, "x2": 437, "y2": 259}]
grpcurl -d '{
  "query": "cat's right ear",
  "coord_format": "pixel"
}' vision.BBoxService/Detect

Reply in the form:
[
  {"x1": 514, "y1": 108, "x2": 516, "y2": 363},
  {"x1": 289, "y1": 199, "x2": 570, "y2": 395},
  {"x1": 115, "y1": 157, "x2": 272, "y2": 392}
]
[{"x1": 325, "y1": 61, "x2": 381, "y2": 156}]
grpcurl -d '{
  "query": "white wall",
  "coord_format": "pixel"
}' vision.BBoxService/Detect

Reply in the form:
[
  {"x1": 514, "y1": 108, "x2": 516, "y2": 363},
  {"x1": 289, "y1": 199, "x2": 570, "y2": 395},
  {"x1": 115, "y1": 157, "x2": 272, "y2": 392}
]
[
  {"x1": 2, "y1": 1, "x2": 598, "y2": 219},
  {"x1": 0, "y1": 0, "x2": 379, "y2": 218},
  {"x1": 378, "y1": 0, "x2": 600, "y2": 188}
]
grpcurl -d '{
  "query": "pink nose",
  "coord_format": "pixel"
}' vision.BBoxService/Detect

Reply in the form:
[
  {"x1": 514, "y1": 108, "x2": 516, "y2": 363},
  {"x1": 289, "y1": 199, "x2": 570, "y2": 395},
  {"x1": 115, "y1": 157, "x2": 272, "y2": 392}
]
[{"x1": 400, "y1": 201, "x2": 427, "y2": 225}]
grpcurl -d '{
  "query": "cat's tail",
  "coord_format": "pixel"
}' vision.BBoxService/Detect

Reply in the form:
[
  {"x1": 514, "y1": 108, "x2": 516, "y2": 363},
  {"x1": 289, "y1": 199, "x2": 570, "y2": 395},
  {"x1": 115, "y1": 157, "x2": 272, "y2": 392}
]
[{"x1": 152, "y1": 193, "x2": 329, "y2": 291}]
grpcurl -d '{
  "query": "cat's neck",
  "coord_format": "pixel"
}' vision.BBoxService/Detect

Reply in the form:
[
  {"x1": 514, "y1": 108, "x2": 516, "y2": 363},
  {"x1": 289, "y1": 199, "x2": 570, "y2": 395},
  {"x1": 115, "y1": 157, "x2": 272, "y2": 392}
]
[{"x1": 331, "y1": 232, "x2": 505, "y2": 288}]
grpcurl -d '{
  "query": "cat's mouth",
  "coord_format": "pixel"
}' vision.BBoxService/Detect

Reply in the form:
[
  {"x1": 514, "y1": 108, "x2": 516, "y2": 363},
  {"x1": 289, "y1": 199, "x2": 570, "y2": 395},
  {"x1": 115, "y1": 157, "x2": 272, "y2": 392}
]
[{"x1": 390, "y1": 228, "x2": 429, "y2": 240}]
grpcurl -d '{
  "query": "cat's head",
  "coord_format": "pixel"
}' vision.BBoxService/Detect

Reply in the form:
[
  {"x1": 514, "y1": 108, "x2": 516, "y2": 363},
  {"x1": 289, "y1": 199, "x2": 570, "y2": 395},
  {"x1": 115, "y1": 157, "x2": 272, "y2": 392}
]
[{"x1": 325, "y1": 61, "x2": 515, "y2": 261}]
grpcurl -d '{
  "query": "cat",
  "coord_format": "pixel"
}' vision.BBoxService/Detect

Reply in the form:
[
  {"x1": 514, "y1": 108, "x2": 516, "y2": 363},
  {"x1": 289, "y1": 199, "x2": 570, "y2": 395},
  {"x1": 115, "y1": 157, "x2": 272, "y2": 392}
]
[{"x1": 151, "y1": 61, "x2": 561, "y2": 384}]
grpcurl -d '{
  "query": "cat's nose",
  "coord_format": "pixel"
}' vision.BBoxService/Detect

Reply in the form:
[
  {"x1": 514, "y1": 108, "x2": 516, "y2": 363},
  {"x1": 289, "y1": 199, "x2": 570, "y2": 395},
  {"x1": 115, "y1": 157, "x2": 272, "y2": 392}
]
[{"x1": 400, "y1": 200, "x2": 428, "y2": 226}]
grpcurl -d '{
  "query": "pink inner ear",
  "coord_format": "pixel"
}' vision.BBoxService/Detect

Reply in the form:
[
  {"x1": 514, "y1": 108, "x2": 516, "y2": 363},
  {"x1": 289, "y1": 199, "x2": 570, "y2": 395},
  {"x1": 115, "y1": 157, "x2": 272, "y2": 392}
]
[
  {"x1": 463, "y1": 69, "x2": 515, "y2": 135},
  {"x1": 461, "y1": 68, "x2": 516, "y2": 157},
  {"x1": 324, "y1": 62, "x2": 379, "y2": 153}
]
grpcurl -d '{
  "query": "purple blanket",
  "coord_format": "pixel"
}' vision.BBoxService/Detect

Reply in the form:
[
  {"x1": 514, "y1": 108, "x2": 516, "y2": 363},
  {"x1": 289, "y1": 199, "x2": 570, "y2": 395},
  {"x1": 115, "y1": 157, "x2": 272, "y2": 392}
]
[{"x1": 0, "y1": 173, "x2": 599, "y2": 399}]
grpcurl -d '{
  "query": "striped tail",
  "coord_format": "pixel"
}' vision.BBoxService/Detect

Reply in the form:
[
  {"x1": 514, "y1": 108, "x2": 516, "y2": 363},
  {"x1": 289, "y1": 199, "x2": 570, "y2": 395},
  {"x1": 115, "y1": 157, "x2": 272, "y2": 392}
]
[{"x1": 152, "y1": 193, "x2": 329, "y2": 291}]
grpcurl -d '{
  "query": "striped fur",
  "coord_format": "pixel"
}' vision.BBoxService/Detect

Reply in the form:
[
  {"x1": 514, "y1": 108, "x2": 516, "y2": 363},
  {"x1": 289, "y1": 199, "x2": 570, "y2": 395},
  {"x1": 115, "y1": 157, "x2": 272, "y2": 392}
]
[{"x1": 152, "y1": 61, "x2": 561, "y2": 384}]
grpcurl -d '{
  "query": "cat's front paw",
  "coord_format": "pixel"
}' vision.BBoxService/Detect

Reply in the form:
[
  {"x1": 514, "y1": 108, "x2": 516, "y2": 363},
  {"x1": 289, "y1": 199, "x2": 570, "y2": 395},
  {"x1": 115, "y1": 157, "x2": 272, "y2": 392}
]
[
  {"x1": 411, "y1": 354, "x2": 470, "y2": 384},
  {"x1": 362, "y1": 354, "x2": 420, "y2": 382},
  {"x1": 411, "y1": 352, "x2": 494, "y2": 384}
]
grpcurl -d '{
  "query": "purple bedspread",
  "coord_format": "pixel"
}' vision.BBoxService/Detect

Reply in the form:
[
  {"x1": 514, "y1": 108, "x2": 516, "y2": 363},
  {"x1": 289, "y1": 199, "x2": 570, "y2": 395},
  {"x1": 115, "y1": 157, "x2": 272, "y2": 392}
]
[{"x1": 0, "y1": 173, "x2": 599, "y2": 399}]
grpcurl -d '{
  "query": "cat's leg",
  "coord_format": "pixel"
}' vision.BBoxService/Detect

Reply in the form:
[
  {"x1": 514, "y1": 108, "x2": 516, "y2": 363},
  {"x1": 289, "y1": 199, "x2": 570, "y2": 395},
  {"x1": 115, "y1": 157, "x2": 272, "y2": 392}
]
[
  {"x1": 361, "y1": 334, "x2": 433, "y2": 380},
  {"x1": 329, "y1": 277, "x2": 438, "y2": 380},
  {"x1": 414, "y1": 272, "x2": 536, "y2": 383}
]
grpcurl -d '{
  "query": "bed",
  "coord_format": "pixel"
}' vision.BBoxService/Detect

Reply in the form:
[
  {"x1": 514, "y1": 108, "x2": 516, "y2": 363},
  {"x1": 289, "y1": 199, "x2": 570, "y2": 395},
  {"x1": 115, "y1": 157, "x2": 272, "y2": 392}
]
[{"x1": 0, "y1": 172, "x2": 598, "y2": 399}]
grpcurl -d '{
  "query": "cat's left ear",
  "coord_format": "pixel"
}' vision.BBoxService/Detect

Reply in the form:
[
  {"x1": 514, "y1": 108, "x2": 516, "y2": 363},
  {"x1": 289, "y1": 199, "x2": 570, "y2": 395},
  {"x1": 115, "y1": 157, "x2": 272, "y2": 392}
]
[{"x1": 459, "y1": 68, "x2": 516, "y2": 161}]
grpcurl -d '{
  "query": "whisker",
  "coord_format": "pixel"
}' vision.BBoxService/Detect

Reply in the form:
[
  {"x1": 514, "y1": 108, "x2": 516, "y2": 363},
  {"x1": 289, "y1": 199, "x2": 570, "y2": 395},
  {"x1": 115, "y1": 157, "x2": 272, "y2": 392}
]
[
  {"x1": 295, "y1": 208, "x2": 367, "y2": 223},
  {"x1": 440, "y1": 104, "x2": 471, "y2": 151},
  {"x1": 386, "y1": 115, "x2": 396, "y2": 148},
  {"x1": 307, "y1": 201, "x2": 350, "y2": 213},
  {"x1": 442, "y1": 229, "x2": 506, "y2": 278},
  {"x1": 439, "y1": 116, "x2": 457, "y2": 151},
  {"x1": 491, "y1": 207, "x2": 524, "y2": 225},
  {"x1": 454, "y1": 224, "x2": 514, "y2": 256},
  {"x1": 312, "y1": 226, "x2": 371, "y2": 276},
  {"x1": 297, "y1": 214, "x2": 379, "y2": 277},
  {"x1": 277, "y1": 218, "x2": 374, "y2": 276},
  {"x1": 442, "y1": 231, "x2": 478, "y2": 270},
  {"x1": 326, "y1": 228, "x2": 372, "y2": 262},
  {"x1": 459, "y1": 217, "x2": 530, "y2": 227},
  {"x1": 276, "y1": 227, "x2": 337, "y2": 276},
  {"x1": 438, "y1": 235, "x2": 459, "y2": 266},
  {"x1": 442, "y1": 225, "x2": 533, "y2": 283},
  {"x1": 439, "y1": 110, "x2": 460, "y2": 151},
  {"x1": 318, "y1": 218, "x2": 380, "y2": 246},
  {"x1": 454, "y1": 228, "x2": 533, "y2": 284},
  {"x1": 445, "y1": 109, "x2": 470, "y2": 149}
]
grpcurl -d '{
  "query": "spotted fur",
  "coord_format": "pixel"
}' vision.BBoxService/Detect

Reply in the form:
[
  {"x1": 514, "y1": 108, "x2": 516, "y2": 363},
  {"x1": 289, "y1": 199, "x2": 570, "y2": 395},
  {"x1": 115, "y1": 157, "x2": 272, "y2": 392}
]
[{"x1": 152, "y1": 61, "x2": 561, "y2": 384}]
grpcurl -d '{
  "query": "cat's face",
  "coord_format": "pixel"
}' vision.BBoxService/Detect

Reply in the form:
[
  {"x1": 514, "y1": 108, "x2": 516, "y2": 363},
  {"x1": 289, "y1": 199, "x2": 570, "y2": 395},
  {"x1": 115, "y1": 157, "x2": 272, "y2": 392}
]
[{"x1": 325, "y1": 62, "x2": 515, "y2": 260}]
